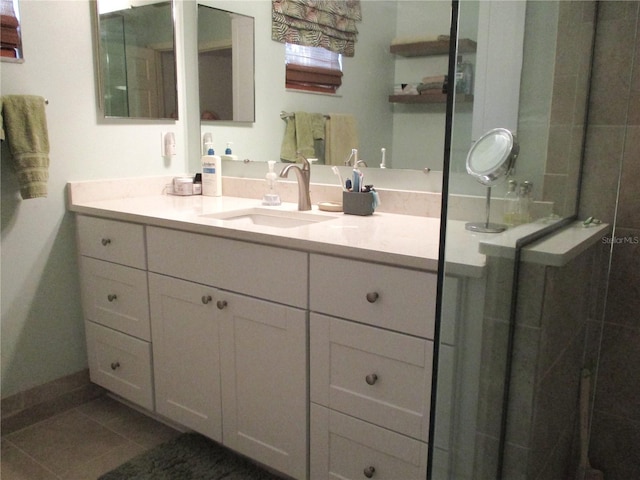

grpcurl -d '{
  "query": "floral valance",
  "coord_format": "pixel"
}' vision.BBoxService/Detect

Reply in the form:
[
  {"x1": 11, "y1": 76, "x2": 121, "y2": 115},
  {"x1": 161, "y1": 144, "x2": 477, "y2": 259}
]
[{"x1": 272, "y1": 0, "x2": 362, "y2": 57}]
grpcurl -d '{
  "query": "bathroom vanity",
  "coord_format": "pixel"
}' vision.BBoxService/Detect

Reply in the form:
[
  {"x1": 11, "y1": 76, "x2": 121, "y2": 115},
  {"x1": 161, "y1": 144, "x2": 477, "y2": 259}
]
[
  {"x1": 68, "y1": 176, "x2": 606, "y2": 479},
  {"x1": 67, "y1": 176, "x2": 484, "y2": 480}
]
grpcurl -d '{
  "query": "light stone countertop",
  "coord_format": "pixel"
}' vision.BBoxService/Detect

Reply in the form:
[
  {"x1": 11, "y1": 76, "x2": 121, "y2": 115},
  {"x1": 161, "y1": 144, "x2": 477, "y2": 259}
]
[
  {"x1": 67, "y1": 193, "x2": 445, "y2": 272},
  {"x1": 66, "y1": 176, "x2": 608, "y2": 277},
  {"x1": 66, "y1": 177, "x2": 488, "y2": 276}
]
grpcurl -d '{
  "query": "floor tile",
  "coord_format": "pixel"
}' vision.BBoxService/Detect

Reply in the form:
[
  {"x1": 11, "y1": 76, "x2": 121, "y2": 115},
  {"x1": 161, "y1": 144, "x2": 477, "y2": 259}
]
[
  {"x1": 64, "y1": 440, "x2": 146, "y2": 480},
  {"x1": 78, "y1": 396, "x2": 181, "y2": 449},
  {"x1": 0, "y1": 439, "x2": 58, "y2": 480},
  {"x1": 4, "y1": 409, "x2": 128, "y2": 476}
]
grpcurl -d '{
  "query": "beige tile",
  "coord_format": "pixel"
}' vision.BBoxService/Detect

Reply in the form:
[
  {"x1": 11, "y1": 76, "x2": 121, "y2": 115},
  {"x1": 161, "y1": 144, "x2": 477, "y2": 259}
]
[
  {"x1": 1, "y1": 439, "x2": 58, "y2": 480},
  {"x1": 590, "y1": 409, "x2": 640, "y2": 478},
  {"x1": 550, "y1": 74, "x2": 578, "y2": 126},
  {"x1": 64, "y1": 440, "x2": 146, "y2": 480},
  {"x1": 604, "y1": 228, "x2": 640, "y2": 330},
  {"x1": 1, "y1": 393, "x2": 25, "y2": 420},
  {"x1": 589, "y1": 10, "x2": 637, "y2": 126},
  {"x1": 78, "y1": 396, "x2": 180, "y2": 449},
  {"x1": 5, "y1": 409, "x2": 128, "y2": 476},
  {"x1": 616, "y1": 126, "x2": 640, "y2": 229},
  {"x1": 22, "y1": 370, "x2": 91, "y2": 409},
  {"x1": 579, "y1": 125, "x2": 625, "y2": 223},
  {"x1": 594, "y1": 322, "x2": 640, "y2": 422},
  {"x1": 546, "y1": 125, "x2": 572, "y2": 174},
  {"x1": 1, "y1": 384, "x2": 105, "y2": 436}
]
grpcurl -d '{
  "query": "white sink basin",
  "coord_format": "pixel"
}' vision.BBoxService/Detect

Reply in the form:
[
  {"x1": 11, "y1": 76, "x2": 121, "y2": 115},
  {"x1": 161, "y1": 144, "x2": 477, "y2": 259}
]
[{"x1": 200, "y1": 208, "x2": 333, "y2": 228}]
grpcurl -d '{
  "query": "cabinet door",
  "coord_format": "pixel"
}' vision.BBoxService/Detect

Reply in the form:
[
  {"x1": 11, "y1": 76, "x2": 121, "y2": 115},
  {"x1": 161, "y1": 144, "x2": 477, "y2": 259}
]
[
  {"x1": 219, "y1": 291, "x2": 307, "y2": 480},
  {"x1": 149, "y1": 273, "x2": 222, "y2": 442}
]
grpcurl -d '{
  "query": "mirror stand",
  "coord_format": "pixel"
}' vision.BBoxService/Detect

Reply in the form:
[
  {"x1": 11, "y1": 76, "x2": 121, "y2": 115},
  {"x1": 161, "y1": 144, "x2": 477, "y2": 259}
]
[{"x1": 465, "y1": 186, "x2": 506, "y2": 233}]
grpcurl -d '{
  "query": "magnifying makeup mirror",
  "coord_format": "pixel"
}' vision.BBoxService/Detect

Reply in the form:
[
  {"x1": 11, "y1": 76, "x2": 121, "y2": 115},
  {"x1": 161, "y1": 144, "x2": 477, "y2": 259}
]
[{"x1": 465, "y1": 128, "x2": 519, "y2": 233}]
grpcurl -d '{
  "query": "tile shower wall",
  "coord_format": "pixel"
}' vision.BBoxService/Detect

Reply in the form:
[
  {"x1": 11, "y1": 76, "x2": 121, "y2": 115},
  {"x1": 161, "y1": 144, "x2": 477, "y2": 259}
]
[
  {"x1": 473, "y1": 247, "x2": 598, "y2": 480},
  {"x1": 579, "y1": 2, "x2": 640, "y2": 479}
]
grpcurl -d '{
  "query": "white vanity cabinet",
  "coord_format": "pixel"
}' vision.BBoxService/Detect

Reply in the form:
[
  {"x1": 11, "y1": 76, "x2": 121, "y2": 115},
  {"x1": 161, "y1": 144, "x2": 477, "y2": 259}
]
[
  {"x1": 146, "y1": 227, "x2": 308, "y2": 480},
  {"x1": 309, "y1": 254, "x2": 436, "y2": 480},
  {"x1": 77, "y1": 216, "x2": 154, "y2": 411},
  {"x1": 148, "y1": 273, "x2": 223, "y2": 441}
]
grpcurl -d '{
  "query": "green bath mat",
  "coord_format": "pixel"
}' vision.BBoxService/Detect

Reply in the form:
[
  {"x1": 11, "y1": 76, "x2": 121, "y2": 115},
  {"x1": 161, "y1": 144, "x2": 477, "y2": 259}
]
[{"x1": 99, "y1": 432, "x2": 285, "y2": 480}]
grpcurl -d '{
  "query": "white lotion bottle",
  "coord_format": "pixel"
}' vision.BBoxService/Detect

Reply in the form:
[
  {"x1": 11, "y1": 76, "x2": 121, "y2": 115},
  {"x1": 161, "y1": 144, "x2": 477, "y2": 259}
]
[{"x1": 202, "y1": 142, "x2": 222, "y2": 197}]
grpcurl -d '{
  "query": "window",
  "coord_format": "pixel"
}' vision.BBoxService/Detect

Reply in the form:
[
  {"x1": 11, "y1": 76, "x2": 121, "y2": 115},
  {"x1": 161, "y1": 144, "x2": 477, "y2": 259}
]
[{"x1": 285, "y1": 43, "x2": 343, "y2": 94}]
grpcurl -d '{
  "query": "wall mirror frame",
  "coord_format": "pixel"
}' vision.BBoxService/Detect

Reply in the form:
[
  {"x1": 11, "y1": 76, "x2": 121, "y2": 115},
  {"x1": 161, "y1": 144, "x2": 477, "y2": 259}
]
[{"x1": 94, "y1": 0, "x2": 178, "y2": 119}]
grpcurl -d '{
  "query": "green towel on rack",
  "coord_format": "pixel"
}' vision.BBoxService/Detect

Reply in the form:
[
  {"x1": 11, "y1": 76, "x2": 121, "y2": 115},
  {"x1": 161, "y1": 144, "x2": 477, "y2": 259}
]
[
  {"x1": 1, "y1": 95, "x2": 50, "y2": 199},
  {"x1": 280, "y1": 112, "x2": 325, "y2": 163}
]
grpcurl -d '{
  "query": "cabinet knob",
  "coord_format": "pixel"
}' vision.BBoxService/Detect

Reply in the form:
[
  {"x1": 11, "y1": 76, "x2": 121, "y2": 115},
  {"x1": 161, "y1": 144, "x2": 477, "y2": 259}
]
[
  {"x1": 366, "y1": 292, "x2": 379, "y2": 303},
  {"x1": 216, "y1": 300, "x2": 228, "y2": 310},
  {"x1": 110, "y1": 361, "x2": 120, "y2": 370},
  {"x1": 101, "y1": 238, "x2": 111, "y2": 246},
  {"x1": 201, "y1": 295, "x2": 212, "y2": 304},
  {"x1": 363, "y1": 466, "x2": 376, "y2": 478},
  {"x1": 365, "y1": 373, "x2": 378, "y2": 385},
  {"x1": 107, "y1": 294, "x2": 117, "y2": 302}
]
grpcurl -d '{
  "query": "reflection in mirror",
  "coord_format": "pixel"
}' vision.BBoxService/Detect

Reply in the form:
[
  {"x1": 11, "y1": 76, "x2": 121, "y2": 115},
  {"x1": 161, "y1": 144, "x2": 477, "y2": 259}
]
[
  {"x1": 1, "y1": 0, "x2": 23, "y2": 62},
  {"x1": 198, "y1": 4, "x2": 254, "y2": 122},
  {"x1": 96, "y1": 0, "x2": 177, "y2": 119}
]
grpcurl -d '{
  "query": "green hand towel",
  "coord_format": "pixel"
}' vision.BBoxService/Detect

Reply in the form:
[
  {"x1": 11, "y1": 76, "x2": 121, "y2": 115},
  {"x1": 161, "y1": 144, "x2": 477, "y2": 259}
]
[
  {"x1": 1, "y1": 95, "x2": 50, "y2": 199},
  {"x1": 280, "y1": 116, "x2": 297, "y2": 163},
  {"x1": 294, "y1": 111, "x2": 316, "y2": 160}
]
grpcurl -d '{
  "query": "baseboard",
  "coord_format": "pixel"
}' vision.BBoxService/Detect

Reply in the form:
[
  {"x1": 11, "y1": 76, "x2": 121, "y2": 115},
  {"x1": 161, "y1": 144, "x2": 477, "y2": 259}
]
[{"x1": 1, "y1": 369, "x2": 105, "y2": 435}]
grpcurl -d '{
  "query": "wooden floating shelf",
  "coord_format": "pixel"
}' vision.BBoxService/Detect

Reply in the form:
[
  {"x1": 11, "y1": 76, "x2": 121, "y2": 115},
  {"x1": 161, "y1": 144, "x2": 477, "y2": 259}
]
[
  {"x1": 390, "y1": 38, "x2": 477, "y2": 57},
  {"x1": 389, "y1": 93, "x2": 473, "y2": 104}
]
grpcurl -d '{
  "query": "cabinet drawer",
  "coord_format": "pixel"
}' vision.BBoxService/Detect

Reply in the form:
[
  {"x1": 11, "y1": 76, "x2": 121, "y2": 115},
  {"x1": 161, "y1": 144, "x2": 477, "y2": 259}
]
[
  {"x1": 147, "y1": 227, "x2": 308, "y2": 308},
  {"x1": 85, "y1": 321, "x2": 153, "y2": 411},
  {"x1": 309, "y1": 254, "x2": 436, "y2": 338},
  {"x1": 310, "y1": 404, "x2": 428, "y2": 480},
  {"x1": 80, "y1": 257, "x2": 150, "y2": 340},
  {"x1": 77, "y1": 216, "x2": 146, "y2": 269},
  {"x1": 311, "y1": 314, "x2": 432, "y2": 441}
]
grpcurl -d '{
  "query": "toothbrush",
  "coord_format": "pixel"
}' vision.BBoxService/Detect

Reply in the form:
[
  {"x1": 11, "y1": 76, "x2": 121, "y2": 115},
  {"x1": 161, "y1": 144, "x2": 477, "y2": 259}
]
[{"x1": 331, "y1": 166, "x2": 347, "y2": 191}]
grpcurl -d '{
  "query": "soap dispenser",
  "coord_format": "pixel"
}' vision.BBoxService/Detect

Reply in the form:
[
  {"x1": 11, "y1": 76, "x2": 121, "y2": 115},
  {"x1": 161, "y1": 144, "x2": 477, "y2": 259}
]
[
  {"x1": 262, "y1": 161, "x2": 281, "y2": 206},
  {"x1": 222, "y1": 142, "x2": 238, "y2": 161}
]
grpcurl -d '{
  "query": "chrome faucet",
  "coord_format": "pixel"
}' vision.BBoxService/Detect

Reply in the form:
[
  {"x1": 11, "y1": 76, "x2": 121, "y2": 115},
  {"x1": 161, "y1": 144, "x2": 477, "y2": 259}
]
[{"x1": 279, "y1": 153, "x2": 312, "y2": 211}]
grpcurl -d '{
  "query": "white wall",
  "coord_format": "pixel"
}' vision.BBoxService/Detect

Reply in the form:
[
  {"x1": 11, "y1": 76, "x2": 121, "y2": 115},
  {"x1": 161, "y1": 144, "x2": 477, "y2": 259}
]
[{"x1": 0, "y1": 0, "x2": 190, "y2": 397}]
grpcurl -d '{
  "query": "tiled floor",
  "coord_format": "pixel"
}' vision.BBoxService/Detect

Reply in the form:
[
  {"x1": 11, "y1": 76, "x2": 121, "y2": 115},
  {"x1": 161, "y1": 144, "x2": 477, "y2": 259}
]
[{"x1": 1, "y1": 395, "x2": 181, "y2": 480}]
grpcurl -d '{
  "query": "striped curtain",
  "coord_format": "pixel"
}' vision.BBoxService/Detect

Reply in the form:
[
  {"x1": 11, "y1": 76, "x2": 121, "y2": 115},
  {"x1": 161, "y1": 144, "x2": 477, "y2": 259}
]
[{"x1": 272, "y1": 0, "x2": 362, "y2": 57}]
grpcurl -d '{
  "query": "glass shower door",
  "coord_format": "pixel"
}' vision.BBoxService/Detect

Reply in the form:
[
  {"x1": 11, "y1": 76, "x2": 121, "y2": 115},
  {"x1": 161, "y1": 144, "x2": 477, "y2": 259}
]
[{"x1": 430, "y1": 1, "x2": 597, "y2": 478}]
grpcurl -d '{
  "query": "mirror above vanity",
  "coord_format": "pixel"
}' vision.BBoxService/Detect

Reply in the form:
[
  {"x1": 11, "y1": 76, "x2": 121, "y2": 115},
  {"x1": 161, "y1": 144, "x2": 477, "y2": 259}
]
[
  {"x1": 197, "y1": 4, "x2": 255, "y2": 123},
  {"x1": 95, "y1": 0, "x2": 177, "y2": 119},
  {"x1": 90, "y1": 0, "x2": 589, "y2": 220}
]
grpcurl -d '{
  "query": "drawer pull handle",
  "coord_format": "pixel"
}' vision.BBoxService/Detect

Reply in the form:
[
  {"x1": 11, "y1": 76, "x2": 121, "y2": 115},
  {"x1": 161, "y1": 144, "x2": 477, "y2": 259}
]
[
  {"x1": 216, "y1": 300, "x2": 228, "y2": 310},
  {"x1": 365, "y1": 373, "x2": 378, "y2": 385},
  {"x1": 202, "y1": 295, "x2": 212, "y2": 304},
  {"x1": 107, "y1": 294, "x2": 117, "y2": 302},
  {"x1": 363, "y1": 466, "x2": 376, "y2": 478},
  {"x1": 110, "y1": 362, "x2": 120, "y2": 370},
  {"x1": 101, "y1": 238, "x2": 111, "y2": 246},
  {"x1": 366, "y1": 292, "x2": 379, "y2": 303}
]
